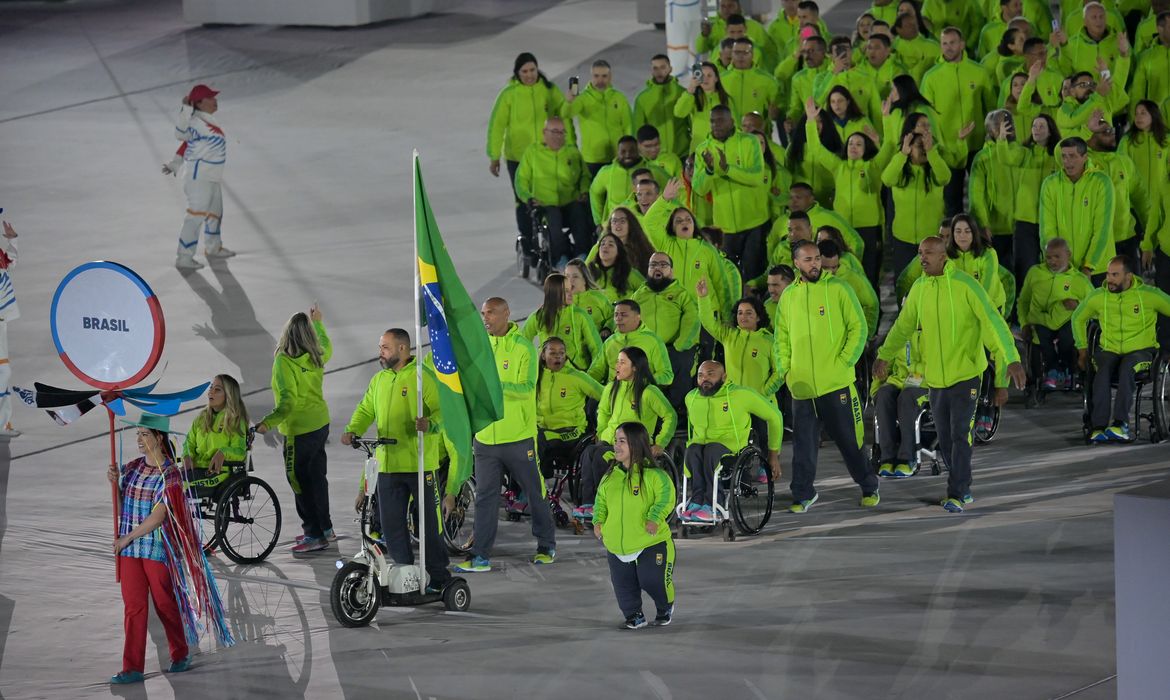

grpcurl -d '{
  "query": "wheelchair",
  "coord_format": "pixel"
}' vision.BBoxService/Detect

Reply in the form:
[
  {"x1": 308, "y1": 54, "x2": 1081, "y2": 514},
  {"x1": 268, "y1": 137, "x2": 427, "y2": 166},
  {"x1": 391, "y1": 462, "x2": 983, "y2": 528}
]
[
  {"x1": 972, "y1": 361, "x2": 1002, "y2": 445},
  {"x1": 1079, "y1": 323, "x2": 1170, "y2": 444},
  {"x1": 869, "y1": 391, "x2": 943, "y2": 477},
  {"x1": 398, "y1": 459, "x2": 476, "y2": 557},
  {"x1": 1021, "y1": 330, "x2": 1081, "y2": 408},
  {"x1": 186, "y1": 429, "x2": 282, "y2": 565},
  {"x1": 516, "y1": 206, "x2": 554, "y2": 284},
  {"x1": 567, "y1": 433, "x2": 683, "y2": 527},
  {"x1": 675, "y1": 443, "x2": 774, "y2": 542},
  {"x1": 501, "y1": 429, "x2": 594, "y2": 533}
]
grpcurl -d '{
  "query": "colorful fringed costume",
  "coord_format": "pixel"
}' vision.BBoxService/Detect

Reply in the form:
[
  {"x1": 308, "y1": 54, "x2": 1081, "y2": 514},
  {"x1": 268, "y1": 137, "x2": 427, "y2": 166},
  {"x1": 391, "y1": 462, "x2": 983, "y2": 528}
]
[{"x1": 116, "y1": 457, "x2": 233, "y2": 674}]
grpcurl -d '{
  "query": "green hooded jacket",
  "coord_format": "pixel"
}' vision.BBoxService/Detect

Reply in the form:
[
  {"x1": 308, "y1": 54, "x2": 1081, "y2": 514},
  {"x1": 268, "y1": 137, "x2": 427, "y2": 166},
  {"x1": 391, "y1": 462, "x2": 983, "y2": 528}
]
[
  {"x1": 633, "y1": 77, "x2": 690, "y2": 158},
  {"x1": 597, "y1": 380, "x2": 678, "y2": 448},
  {"x1": 1038, "y1": 163, "x2": 1115, "y2": 274},
  {"x1": 589, "y1": 324, "x2": 675, "y2": 385},
  {"x1": 567, "y1": 84, "x2": 633, "y2": 164},
  {"x1": 1072, "y1": 278, "x2": 1170, "y2": 354},
  {"x1": 514, "y1": 142, "x2": 591, "y2": 207},
  {"x1": 881, "y1": 149, "x2": 953, "y2": 245},
  {"x1": 693, "y1": 130, "x2": 769, "y2": 232},
  {"x1": 260, "y1": 320, "x2": 332, "y2": 436},
  {"x1": 684, "y1": 382, "x2": 783, "y2": 453},
  {"x1": 344, "y1": 358, "x2": 443, "y2": 473},
  {"x1": 632, "y1": 279, "x2": 701, "y2": 351},
  {"x1": 593, "y1": 461, "x2": 675, "y2": 556},
  {"x1": 1018, "y1": 264, "x2": 1094, "y2": 331},
  {"x1": 536, "y1": 366, "x2": 603, "y2": 436},
  {"x1": 183, "y1": 411, "x2": 248, "y2": 466},
  {"x1": 475, "y1": 322, "x2": 538, "y2": 445},
  {"x1": 698, "y1": 295, "x2": 781, "y2": 398},
  {"x1": 487, "y1": 78, "x2": 572, "y2": 162},
  {"x1": 774, "y1": 272, "x2": 868, "y2": 400},
  {"x1": 520, "y1": 304, "x2": 603, "y2": 372}
]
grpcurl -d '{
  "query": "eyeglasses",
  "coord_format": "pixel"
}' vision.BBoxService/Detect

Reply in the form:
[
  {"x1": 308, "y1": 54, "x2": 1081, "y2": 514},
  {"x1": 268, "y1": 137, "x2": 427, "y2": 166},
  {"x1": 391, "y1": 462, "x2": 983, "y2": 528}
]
[
  {"x1": 609, "y1": 216, "x2": 628, "y2": 224},
  {"x1": 648, "y1": 261, "x2": 673, "y2": 268}
]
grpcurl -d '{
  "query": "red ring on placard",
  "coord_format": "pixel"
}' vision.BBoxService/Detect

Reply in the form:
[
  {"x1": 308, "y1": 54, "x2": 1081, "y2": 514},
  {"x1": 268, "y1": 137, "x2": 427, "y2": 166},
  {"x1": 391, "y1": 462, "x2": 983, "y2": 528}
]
[{"x1": 50, "y1": 262, "x2": 166, "y2": 390}]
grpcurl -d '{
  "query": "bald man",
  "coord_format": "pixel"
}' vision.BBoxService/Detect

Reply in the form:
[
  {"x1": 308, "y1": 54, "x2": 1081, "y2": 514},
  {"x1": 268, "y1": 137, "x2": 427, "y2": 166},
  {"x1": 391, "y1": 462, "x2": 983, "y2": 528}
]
[
  {"x1": 679, "y1": 361, "x2": 783, "y2": 522},
  {"x1": 455, "y1": 298, "x2": 556, "y2": 572},
  {"x1": 513, "y1": 117, "x2": 594, "y2": 268},
  {"x1": 876, "y1": 237, "x2": 1025, "y2": 513}
]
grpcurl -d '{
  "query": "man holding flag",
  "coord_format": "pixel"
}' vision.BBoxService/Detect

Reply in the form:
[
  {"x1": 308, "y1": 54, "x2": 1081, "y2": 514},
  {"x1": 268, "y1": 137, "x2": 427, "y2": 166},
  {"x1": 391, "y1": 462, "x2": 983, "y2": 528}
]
[{"x1": 413, "y1": 155, "x2": 510, "y2": 573}]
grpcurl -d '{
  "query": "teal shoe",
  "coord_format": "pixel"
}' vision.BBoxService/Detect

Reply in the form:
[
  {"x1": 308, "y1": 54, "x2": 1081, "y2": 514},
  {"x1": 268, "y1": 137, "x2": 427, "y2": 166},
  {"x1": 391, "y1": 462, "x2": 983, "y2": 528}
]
[
  {"x1": 453, "y1": 556, "x2": 491, "y2": 573},
  {"x1": 788, "y1": 494, "x2": 819, "y2": 513},
  {"x1": 110, "y1": 671, "x2": 145, "y2": 684},
  {"x1": 1105, "y1": 422, "x2": 1131, "y2": 442},
  {"x1": 167, "y1": 656, "x2": 192, "y2": 673}
]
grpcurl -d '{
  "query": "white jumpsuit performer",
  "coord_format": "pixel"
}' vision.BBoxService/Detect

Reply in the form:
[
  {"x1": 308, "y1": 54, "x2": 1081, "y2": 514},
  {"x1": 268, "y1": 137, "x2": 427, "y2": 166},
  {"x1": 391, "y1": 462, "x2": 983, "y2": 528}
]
[
  {"x1": 165, "y1": 84, "x2": 233, "y2": 270},
  {"x1": 0, "y1": 221, "x2": 19, "y2": 437}
]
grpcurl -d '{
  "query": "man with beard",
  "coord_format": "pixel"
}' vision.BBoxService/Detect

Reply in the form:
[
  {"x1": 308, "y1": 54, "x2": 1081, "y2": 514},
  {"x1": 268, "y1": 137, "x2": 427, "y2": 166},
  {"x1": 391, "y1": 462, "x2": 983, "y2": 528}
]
[
  {"x1": 589, "y1": 299, "x2": 675, "y2": 385},
  {"x1": 634, "y1": 253, "x2": 701, "y2": 409},
  {"x1": 875, "y1": 237, "x2": 1025, "y2": 513},
  {"x1": 341, "y1": 329, "x2": 450, "y2": 591},
  {"x1": 590, "y1": 136, "x2": 668, "y2": 226},
  {"x1": 633, "y1": 56, "x2": 689, "y2": 160},
  {"x1": 1073, "y1": 256, "x2": 1170, "y2": 444},
  {"x1": 775, "y1": 240, "x2": 878, "y2": 513},
  {"x1": 679, "y1": 361, "x2": 783, "y2": 523}
]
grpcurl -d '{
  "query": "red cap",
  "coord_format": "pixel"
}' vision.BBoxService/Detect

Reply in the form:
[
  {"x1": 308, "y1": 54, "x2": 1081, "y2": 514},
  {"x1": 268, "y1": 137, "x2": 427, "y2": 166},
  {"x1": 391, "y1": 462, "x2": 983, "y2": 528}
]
[{"x1": 187, "y1": 84, "x2": 219, "y2": 104}]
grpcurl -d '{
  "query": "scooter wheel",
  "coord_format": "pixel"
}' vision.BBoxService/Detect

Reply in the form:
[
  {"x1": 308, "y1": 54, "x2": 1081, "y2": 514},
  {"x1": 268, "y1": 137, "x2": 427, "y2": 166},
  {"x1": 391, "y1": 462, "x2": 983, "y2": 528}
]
[
  {"x1": 331, "y1": 561, "x2": 380, "y2": 627},
  {"x1": 443, "y1": 579, "x2": 471, "y2": 612}
]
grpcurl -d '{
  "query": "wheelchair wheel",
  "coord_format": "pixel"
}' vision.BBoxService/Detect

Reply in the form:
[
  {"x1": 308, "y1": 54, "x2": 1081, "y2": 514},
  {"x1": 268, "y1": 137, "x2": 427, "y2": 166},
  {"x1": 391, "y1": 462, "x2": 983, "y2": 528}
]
[
  {"x1": 515, "y1": 238, "x2": 529, "y2": 279},
  {"x1": 330, "y1": 561, "x2": 380, "y2": 628},
  {"x1": 215, "y1": 476, "x2": 281, "y2": 565},
  {"x1": 444, "y1": 476, "x2": 476, "y2": 555},
  {"x1": 567, "y1": 433, "x2": 595, "y2": 505},
  {"x1": 729, "y1": 446, "x2": 773, "y2": 536},
  {"x1": 656, "y1": 452, "x2": 681, "y2": 525},
  {"x1": 1152, "y1": 354, "x2": 1170, "y2": 443},
  {"x1": 195, "y1": 496, "x2": 219, "y2": 554}
]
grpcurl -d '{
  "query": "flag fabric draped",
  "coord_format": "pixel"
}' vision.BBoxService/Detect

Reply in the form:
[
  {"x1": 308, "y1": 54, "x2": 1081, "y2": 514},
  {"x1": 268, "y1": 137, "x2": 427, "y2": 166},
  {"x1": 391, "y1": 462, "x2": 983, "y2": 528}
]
[
  {"x1": 13, "y1": 380, "x2": 210, "y2": 425},
  {"x1": 414, "y1": 157, "x2": 503, "y2": 484}
]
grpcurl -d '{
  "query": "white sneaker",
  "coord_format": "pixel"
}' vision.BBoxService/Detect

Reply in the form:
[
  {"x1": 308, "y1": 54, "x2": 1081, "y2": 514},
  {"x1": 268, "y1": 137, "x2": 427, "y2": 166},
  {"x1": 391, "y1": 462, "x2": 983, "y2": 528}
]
[
  {"x1": 175, "y1": 255, "x2": 204, "y2": 270},
  {"x1": 205, "y1": 246, "x2": 236, "y2": 259}
]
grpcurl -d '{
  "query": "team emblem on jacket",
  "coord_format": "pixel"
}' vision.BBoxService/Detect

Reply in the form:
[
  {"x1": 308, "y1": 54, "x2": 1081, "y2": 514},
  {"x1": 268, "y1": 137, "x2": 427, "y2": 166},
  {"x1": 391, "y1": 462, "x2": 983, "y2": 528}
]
[
  {"x1": 503, "y1": 360, "x2": 510, "y2": 370},
  {"x1": 560, "y1": 387, "x2": 567, "y2": 398},
  {"x1": 1083, "y1": 197, "x2": 1089, "y2": 207},
  {"x1": 401, "y1": 388, "x2": 408, "y2": 397},
  {"x1": 694, "y1": 260, "x2": 700, "y2": 268},
  {"x1": 563, "y1": 326, "x2": 571, "y2": 334},
  {"x1": 818, "y1": 305, "x2": 825, "y2": 316},
  {"x1": 1134, "y1": 305, "x2": 1141, "y2": 314},
  {"x1": 1063, "y1": 283, "x2": 1070, "y2": 291},
  {"x1": 751, "y1": 348, "x2": 758, "y2": 357},
  {"x1": 722, "y1": 402, "x2": 729, "y2": 412}
]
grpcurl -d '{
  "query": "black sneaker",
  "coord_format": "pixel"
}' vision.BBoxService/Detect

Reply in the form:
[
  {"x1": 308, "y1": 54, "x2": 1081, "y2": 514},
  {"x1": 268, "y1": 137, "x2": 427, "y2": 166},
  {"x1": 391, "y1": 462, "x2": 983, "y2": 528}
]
[
  {"x1": 651, "y1": 604, "x2": 674, "y2": 627},
  {"x1": 623, "y1": 612, "x2": 647, "y2": 629}
]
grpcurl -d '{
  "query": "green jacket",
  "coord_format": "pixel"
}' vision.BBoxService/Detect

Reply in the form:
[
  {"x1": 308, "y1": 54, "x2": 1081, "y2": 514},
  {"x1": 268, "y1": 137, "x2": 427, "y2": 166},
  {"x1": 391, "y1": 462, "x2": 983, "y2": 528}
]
[
  {"x1": 684, "y1": 382, "x2": 783, "y2": 453},
  {"x1": 692, "y1": 131, "x2": 769, "y2": 232},
  {"x1": 873, "y1": 328, "x2": 927, "y2": 392},
  {"x1": 1057, "y1": 29, "x2": 1132, "y2": 97},
  {"x1": 573, "y1": 289, "x2": 614, "y2": 336},
  {"x1": 1003, "y1": 141, "x2": 1060, "y2": 225},
  {"x1": 633, "y1": 78, "x2": 690, "y2": 158},
  {"x1": 696, "y1": 15, "x2": 777, "y2": 70},
  {"x1": 1091, "y1": 149, "x2": 1142, "y2": 243},
  {"x1": 589, "y1": 324, "x2": 674, "y2": 385},
  {"x1": 260, "y1": 320, "x2": 332, "y2": 436},
  {"x1": 475, "y1": 323, "x2": 537, "y2": 445},
  {"x1": 722, "y1": 67, "x2": 780, "y2": 128},
  {"x1": 536, "y1": 366, "x2": 602, "y2": 436},
  {"x1": 520, "y1": 304, "x2": 603, "y2": 372},
  {"x1": 567, "y1": 85, "x2": 632, "y2": 164},
  {"x1": 593, "y1": 462, "x2": 675, "y2": 556},
  {"x1": 1072, "y1": 279, "x2": 1170, "y2": 354},
  {"x1": 774, "y1": 272, "x2": 867, "y2": 400},
  {"x1": 893, "y1": 35, "x2": 942, "y2": 83},
  {"x1": 785, "y1": 64, "x2": 830, "y2": 122},
  {"x1": 1057, "y1": 94, "x2": 1128, "y2": 141},
  {"x1": 344, "y1": 358, "x2": 443, "y2": 473},
  {"x1": 597, "y1": 381, "x2": 677, "y2": 448},
  {"x1": 1120, "y1": 132, "x2": 1170, "y2": 227},
  {"x1": 921, "y1": 57, "x2": 997, "y2": 151},
  {"x1": 641, "y1": 198, "x2": 733, "y2": 317},
  {"x1": 1131, "y1": 42, "x2": 1170, "y2": 113},
  {"x1": 590, "y1": 265, "x2": 647, "y2": 303},
  {"x1": 835, "y1": 263, "x2": 879, "y2": 338},
  {"x1": 698, "y1": 295, "x2": 781, "y2": 398},
  {"x1": 1019, "y1": 264, "x2": 1094, "y2": 331},
  {"x1": 632, "y1": 279, "x2": 701, "y2": 351},
  {"x1": 878, "y1": 263, "x2": 1020, "y2": 388},
  {"x1": 487, "y1": 78, "x2": 571, "y2": 162},
  {"x1": 589, "y1": 158, "x2": 668, "y2": 225},
  {"x1": 673, "y1": 89, "x2": 728, "y2": 152},
  {"x1": 1038, "y1": 164, "x2": 1115, "y2": 274},
  {"x1": 1143, "y1": 179, "x2": 1170, "y2": 258},
  {"x1": 514, "y1": 142, "x2": 590, "y2": 207},
  {"x1": 183, "y1": 411, "x2": 248, "y2": 466},
  {"x1": 806, "y1": 120, "x2": 887, "y2": 229},
  {"x1": 881, "y1": 150, "x2": 952, "y2": 245},
  {"x1": 969, "y1": 140, "x2": 1022, "y2": 235},
  {"x1": 815, "y1": 68, "x2": 884, "y2": 127}
]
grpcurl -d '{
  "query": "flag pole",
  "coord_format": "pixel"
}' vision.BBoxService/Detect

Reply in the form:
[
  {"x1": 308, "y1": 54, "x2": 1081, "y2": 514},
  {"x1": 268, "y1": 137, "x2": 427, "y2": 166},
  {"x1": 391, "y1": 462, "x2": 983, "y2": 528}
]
[
  {"x1": 412, "y1": 149, "x2": 427, "y2": 594},
  {"x1": 107, "y1": 404, "x2": 121, "y2": 582}
]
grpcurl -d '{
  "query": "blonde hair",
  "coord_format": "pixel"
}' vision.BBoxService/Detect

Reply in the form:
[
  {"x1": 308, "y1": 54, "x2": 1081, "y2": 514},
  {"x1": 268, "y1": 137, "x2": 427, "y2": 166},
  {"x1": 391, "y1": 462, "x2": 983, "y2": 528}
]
[
  {"x1": 195, "y1": 374, "x2": 248, "y2": 438},
  {"x1": 276, "y1": 312, "x2": 324, "y2": 368}
]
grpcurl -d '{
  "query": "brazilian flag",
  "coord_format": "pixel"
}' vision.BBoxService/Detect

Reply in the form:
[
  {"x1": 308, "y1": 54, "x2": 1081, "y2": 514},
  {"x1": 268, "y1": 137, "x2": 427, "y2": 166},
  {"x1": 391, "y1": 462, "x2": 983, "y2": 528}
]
[{"x1": 415, "y1": 157, "x2": 504, "y2": 485}]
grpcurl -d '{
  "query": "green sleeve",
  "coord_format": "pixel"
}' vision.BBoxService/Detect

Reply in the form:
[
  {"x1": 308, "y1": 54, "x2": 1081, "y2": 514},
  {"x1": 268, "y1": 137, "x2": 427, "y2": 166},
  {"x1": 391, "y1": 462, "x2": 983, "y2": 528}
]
[
  {"x1": 697, "y1": 292, "x2": 730, "y2": 343},
  {"x1": 575, "y1": 150, "x2": 591, "y2": 196},
  {"x1": 926, "y1": 146, "x2": 952, "y2": 185},
  {"x1": 1071, "y1": 291, "x2": 1101, "y2": 349},
  {"x1": 343, "y1": 376, "x2": 378, "y2": 436},
  {"x1": 587, "y1": 341, "x2": 609, "y2": 383},
  {"x1": 721, "y1": 137, "x2": 764, "y2": 187},
  {"x1": 589, "y1": 169, "x2": 608, "y2": 224},
  {"x1": 514, "y1": 149, "x2": 535, "y2": 203},
  {"x1": 692, "y1": 150, "x2": 714, "y2": 196},
  {"x1": 647, "y1": 387, "x2": 678, "y2": 448},
  {"x1": 1038, "y1": 175, "x2": 1056, "y2": 246},
  {"x1": 1144, "y1": 286, "x2": 1170, "y2": 320},
  {"x1": 673, "y1": 90, "x2": 696, "y2": 119},
  {"x1": 502, "y1": 341, "x2": 538, "y2": 397},
  {"x1": 592, "y1": 474, "x2": 609, "y2": 524},
  {"x1": 519, "y1": 312, "x2": 540, "y2": 342},
  {"x1": 968, "y1": 151, "x2": 992, "y2": 230},
  {"x1": 650, "y1": 336, "x2": 675, "y2": 386},
  {"x1": 596, "y1": 383, "x2": 614, "y2": 436},
  {"x1": 1087, "y1": 173, "x2": 1116, "y2": 272},
  {"x1": 675, "y1": 291, "x2": 701, "y2": 350},
  {"x1": 896, "y1": 257, "x2": 922, "y2": 301},
  {"x1": 577, "y1": 306, "x2": 603, "y2": 368},
  {"x1": 1017, "y1": 267, "x2": 1037, "y2": 326},
  {"x1": 220, "y1": 423, "x2": 249, "y2": 462},
  {"x1": 837, "y1": 281, "x2": 868, "y2": 366},
  {"x1": 805, "y1": 118, "x2": 842, "y2": 173},
  {"x1": 181, "y1": 424, "x2": 201, "y2": 459},
  {"x1": 422, "y1": 368, "x2": 443, "y2": 430},
  {"x1": 312, "y1": 320, "x2": 332, "y2": 365},
  {"x1": 486, "y1": 86, "x2": 511, "y2": 160},
  {"x1": 878, "y1": 284, "x2": 920, "y2": 363},
  {"x1": 570, "y1": 368, "x2": 604, "y2": 400},
  {"x1": 772, "y1": 295, "x2": 791, "y2": 385},
  {"x1": 881, "y1": 152, "x2": 908, "y2": 188},
  {"x1": 740, "y1": 387, "x2": 783, "y2": 452},
  {"x1": 961, "y1": 275, "x2": 1021, "y2": 365},
  {"x1": 760, "y1": 332, "x2": 783, "y2": 396},
  {"x1": 645, "y1": 468, "x2": 675, "y2": 524},
  {"x1": 641, "y1": 197, "x2": 674, "y2": 249},
  {"x1": 260, "y1": 355, "x2": 297, "y2": 429}
]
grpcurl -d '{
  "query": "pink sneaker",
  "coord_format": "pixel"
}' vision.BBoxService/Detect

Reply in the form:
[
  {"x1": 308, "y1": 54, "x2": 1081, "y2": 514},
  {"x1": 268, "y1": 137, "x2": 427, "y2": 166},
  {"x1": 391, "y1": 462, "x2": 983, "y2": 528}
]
[
  {"x1": 296, "y1": 529, "x2": 336, "y2": 543},
  {"x1": 290, "y1": 537, "x2": 328, "y2": 553}
]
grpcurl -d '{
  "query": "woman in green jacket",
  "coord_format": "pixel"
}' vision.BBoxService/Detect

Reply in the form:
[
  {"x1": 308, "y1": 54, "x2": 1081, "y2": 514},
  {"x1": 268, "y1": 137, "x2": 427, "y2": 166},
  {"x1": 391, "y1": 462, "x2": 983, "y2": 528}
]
[
  {"x1": 536, "y1": 337, "x2": 603, "y2": 478},
  {"x1": 1007, "y1": 113, "x2": 1061, "y2": 288},
  {"x1": 256, "y1": 305, "x2": 333, "y2": 553},
  {"x1": 947, "y1": 213, "x2": 1007, "y2": 314},
  {"x1": 564, "y1": 259, "x2": 614, "y2": 338},
  {"x1": 672, "y1": 63, "x2": 730, "y2": 154},
  {"x1": 586, "y1": 207, "x2": 656, "y2": 275},
  {"x1": 804, "y1": 98, "x2": 890, "y2": 287},
  {"x1": 1120, "y1": 102, "x2": 1170, "y2": 240},
  {"x1": 593, "y1": 421, "x2": 676, "y2": 629},
  {"x1": 575, "y1": 347, "x2": 677, "y2": 520},
  {"x1": 182, "y1": 374, "x2": 249, "y2": 495},
  {"x1": 521, "y1": 273, "x2": 602, "y2": 372},
  {"x1": 882, "y1": 114, "x2": 953, "y2": 281},
  {"x1": 588, "y1": 233, "x2": 646, "y2": 303},
  {"x1": 486, "y1": 53, "x2": 572, "y2": 246}
]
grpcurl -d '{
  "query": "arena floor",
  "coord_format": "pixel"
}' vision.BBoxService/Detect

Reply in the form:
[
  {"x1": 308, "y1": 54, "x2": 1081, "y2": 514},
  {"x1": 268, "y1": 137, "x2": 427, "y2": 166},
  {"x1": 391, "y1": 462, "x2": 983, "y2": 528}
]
[{"x1": 0, "y1": 0, "x2": 1155, "y2": 697}]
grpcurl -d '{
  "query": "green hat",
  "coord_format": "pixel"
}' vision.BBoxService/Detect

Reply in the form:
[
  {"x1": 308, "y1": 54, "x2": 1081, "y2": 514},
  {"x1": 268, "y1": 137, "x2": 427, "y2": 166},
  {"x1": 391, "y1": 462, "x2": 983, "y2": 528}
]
[{"x1": 119, "y1": 413, "x2": 177, "y2": 434}]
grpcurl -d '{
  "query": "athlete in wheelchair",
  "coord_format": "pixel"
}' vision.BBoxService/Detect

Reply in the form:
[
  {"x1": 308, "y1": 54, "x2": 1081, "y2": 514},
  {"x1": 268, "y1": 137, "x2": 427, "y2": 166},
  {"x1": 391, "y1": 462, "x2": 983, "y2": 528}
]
[
  {"x1": 676, "y1": 361, "x2": 781, "y2": 539},
  {"x1": 183, "y1": 375, "x2": 281, "y2": 564},
  {"x1": 872, "y1": 329, "x2": 930, "y2": 478},
  {"x1": 513, "y1": 117, "x2": 594, "y2": 277},
  {"x1": 535, "y1": 337, "x2": 602, "y2": 528},
  {"x1": 1072, "y1": 256, "x2": 1170, "y2": 443},
  {"x1": 1018, "y1": 238, "x2": 1092, "y2": 404}
]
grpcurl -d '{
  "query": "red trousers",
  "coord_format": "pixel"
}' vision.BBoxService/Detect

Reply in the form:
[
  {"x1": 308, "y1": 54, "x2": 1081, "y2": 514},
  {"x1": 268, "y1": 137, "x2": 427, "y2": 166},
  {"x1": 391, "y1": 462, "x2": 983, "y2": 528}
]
[{"x1": 119, "y1": 556, "x2": 189, "y2": 673}]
